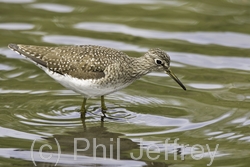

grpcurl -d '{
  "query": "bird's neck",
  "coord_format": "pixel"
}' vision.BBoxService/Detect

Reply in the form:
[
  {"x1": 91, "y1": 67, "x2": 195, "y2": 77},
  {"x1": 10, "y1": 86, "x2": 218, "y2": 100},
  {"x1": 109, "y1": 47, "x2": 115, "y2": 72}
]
[{"x1": 126, "y1": 56, "x2": 152, "y2": 78}]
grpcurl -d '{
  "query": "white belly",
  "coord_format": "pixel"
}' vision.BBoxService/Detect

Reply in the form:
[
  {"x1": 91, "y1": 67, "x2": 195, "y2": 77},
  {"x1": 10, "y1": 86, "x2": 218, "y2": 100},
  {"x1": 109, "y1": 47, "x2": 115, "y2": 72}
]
[{"x1": 44, "y1": 68, "x2": 131, "y2": 98}]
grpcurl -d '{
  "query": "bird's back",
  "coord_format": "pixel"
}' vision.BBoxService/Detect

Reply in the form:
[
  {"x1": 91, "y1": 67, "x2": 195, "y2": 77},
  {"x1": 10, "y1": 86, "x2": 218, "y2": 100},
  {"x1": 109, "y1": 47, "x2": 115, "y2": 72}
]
[{"x1": 8, "y1": 44, "x2": 130, "y2": 80}]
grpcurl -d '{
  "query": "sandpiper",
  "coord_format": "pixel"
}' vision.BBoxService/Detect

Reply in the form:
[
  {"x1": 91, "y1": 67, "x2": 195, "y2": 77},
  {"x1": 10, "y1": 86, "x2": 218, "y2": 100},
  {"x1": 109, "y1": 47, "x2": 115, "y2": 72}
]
[{"x1": 8, "y1": 44, "x2": 186, "y2": 115}]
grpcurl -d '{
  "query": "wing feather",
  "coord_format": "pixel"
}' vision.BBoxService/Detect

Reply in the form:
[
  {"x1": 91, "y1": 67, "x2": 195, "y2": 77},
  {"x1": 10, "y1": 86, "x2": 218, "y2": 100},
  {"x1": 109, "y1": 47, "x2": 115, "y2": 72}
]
[{"x1": 8, "y1": 44, "x2": 129, "y2": 80}]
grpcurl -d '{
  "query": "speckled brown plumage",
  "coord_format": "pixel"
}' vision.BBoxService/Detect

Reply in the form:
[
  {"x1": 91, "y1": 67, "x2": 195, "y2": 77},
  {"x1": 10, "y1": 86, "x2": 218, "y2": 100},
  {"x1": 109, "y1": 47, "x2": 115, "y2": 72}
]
[
  {"x1": 8, "y1": 43, "x2": 186, "y2": 114},
  {"x1": 9, "y1": 44, "x2": 172, "y2": 85},
  {"x1": 8, "y1": 43, "x2": 186, "y2": 89},
  {"x1": 9, "y1": 44, "x2": 133, "y2": 80}
]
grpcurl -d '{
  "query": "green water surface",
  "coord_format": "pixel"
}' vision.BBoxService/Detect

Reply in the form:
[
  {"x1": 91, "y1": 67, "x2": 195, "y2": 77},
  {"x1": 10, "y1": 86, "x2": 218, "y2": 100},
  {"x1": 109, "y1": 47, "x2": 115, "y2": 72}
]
[{"x1": 1, "y1": 0, "x2": 250, "y2": 166}]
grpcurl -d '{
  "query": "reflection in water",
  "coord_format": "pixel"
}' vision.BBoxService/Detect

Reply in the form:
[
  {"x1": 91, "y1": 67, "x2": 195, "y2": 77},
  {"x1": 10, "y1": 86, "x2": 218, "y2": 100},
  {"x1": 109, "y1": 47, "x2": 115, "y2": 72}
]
[
  {"x1": 1, "y1": 114, "x2": 225, "y2": 166},
  {"x1": 1, "y1": 0, "x2": 250, "y2": 166},
  {"x1": 1, "y1": 115, "x2": 177, "y2": 166},
  {"x1": 48, "y1": 114, "x2": 138, "y2": 159}
]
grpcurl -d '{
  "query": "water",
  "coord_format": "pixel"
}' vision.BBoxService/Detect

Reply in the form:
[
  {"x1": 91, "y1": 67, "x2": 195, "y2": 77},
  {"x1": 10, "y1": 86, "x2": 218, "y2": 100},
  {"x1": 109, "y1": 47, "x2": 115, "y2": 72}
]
[{"x1": 1, "y1": 0, "x2": 250, "y2": 166}]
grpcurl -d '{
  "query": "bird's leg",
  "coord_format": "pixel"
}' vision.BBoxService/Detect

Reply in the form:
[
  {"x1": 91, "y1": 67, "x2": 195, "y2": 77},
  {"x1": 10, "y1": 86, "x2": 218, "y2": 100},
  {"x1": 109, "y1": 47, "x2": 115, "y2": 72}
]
[
  {"x1": 80, "y1": 98, "x2": 87, "y2": 113},
  {"x1": 101, "y1": 95, "x2": 107, "y2": 111},
  {"x1": 101, "y1": 95, "x2": 107, "y2": 121},
  {"x1": 80, "y1": 112, "x2": 87, "y2": 131},
  {"x1": 100, "y1": 96, "x2": 119, "y2": 121}
]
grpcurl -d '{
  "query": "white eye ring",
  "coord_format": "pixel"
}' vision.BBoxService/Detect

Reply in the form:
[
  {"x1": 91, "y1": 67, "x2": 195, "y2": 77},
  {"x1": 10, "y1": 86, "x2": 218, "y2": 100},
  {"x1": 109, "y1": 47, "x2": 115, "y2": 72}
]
[{"x1": 154, "y1": 59, "x2": 162, "y2": 65}]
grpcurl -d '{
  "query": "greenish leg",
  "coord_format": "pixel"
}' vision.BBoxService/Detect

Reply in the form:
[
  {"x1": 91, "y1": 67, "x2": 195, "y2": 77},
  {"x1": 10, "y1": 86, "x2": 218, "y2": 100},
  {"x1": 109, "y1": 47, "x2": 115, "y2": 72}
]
[
  {"x1": 101, "y1": 96, "x2": 107, "y2": 121},
  {"x1": 101, "y1": 95, "x2": 107, "y2": 111},
  {"x1": 80, "y1": 112, "x2": 86, "y2": 131},
  {"x1": 80, "y1": 98, "x2": 87, "y2": 113},
  {"x1": 80, "y1": 98, "x2": 87, "y2": 129}
]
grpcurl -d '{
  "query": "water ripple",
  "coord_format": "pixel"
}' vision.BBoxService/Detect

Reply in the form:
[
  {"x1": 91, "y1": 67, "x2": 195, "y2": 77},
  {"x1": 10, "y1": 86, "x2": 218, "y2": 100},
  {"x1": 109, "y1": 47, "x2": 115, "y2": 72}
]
[
  {"x1": 188, "y1": 83, "x2": 224, "y2": 89},
  {"x1": 30, "y1": 3, "x2": 74, "y2": 13},
  {"x1": 227, "y1": 0, "x2": 250, "y2": 5},
  {"x1": 0, "y1": 0, "x2": 34, "y2": 3},
  {"x1": 169, "y1": 51, "x2": 250, "y2": 71},
  {"x1": 0, "y1": 47, "x2": 26, "y2": 59},
  {"x1": 74, "y1": 22, "x2": 250, "y2": 48},
  {"x1": 0, "y1": 127, "x2": 42, "y2": 140},
  {"x1": 14, "y1": 103, "x2": 81, "y2": 127},
  {"x1": 185, "y1": 2, "x2": 245, "y2": 16},
  {"x1": 110, "y1": 92, "x2": 166, "y2": 105},
  {"x1": 0, "y1": 148, "x2": 146, "y2": 166},
  {"x1": 126, "y1": 111, "x2": 232, "y2": 137},
  {"x1": 42, "y1": 35, "x2": 147, "y2": 52},
  {"x1": 0, "y1": 64, "x2": 14, "y2": 71},
  {"x1": 0, "y1": 23, "x2": 34, "y2": 30},
  {"x1": 93, "y1": 0, "x2": 162, "y2": 5}
]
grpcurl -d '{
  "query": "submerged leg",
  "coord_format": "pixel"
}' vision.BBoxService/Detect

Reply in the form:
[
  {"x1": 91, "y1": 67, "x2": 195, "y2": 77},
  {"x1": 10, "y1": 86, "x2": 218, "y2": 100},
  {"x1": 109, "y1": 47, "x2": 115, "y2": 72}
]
[
  {"x1": 80, "y1": 98, "x2": 87, "y2": 113},
  {"x1": 101, "y1": 95, "x2": 107, "y2": 121},
  {"x1": 80, "y1": 112, "x2": 87, "y2": 131},
  {"x1": 100, "y1": 96, "x2": 118, "y2": 121}
]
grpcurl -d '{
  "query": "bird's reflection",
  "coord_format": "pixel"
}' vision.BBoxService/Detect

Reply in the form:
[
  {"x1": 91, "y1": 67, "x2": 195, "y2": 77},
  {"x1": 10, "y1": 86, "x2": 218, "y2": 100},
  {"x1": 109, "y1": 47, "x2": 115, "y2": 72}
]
[
  {"x1": 43, "y1": 113, "x2": 136, "y2": 160},
  {"x1": 35, "y1": 113, "x2": 172, "y2": 167}
]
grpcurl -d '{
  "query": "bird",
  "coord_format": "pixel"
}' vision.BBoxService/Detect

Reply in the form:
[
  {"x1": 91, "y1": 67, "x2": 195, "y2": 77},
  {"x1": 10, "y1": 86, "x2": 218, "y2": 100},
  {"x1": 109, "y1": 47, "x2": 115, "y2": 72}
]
[{"x1": 8, "y1": 43, "x2": 186, "y2": 118}]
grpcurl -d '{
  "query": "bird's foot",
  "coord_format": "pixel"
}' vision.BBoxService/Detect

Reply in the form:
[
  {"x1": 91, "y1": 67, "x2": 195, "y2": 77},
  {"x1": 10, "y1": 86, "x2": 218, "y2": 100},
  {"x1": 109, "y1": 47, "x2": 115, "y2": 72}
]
[
  {"x1": 100, "y1": 108, "x2": 120, "y2": 121},
  {"x1": 101, "y1": 108, "x2": 107, "y2": 122}
]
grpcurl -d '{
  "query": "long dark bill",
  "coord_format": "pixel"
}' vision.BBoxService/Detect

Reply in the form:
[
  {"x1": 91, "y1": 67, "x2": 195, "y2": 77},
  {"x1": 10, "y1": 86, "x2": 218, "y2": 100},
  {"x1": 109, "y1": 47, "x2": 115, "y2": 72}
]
[{"x1": 166, "y1": 70, "x2": 186, "y2": 90}]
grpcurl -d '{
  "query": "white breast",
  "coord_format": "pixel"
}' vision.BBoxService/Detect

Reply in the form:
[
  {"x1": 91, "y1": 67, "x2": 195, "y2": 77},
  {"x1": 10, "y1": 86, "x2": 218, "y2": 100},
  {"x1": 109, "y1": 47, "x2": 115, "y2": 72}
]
[{"x1": 44, "y1": 68, "x2": 132, "y2": 98}]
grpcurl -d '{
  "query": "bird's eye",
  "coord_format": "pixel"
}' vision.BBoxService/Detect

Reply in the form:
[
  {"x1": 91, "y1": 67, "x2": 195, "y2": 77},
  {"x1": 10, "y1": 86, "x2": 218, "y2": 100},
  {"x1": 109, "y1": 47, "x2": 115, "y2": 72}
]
[{"x1": 155, "y1": 59, "x2": 162, "y2": 65}]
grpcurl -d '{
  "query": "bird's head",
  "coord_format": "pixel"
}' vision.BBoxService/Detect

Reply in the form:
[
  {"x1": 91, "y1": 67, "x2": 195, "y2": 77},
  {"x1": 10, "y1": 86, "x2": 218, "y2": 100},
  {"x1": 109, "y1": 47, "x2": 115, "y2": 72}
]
[{"x1": 145, "y1": 48, "x2": 186, "y2": 90}]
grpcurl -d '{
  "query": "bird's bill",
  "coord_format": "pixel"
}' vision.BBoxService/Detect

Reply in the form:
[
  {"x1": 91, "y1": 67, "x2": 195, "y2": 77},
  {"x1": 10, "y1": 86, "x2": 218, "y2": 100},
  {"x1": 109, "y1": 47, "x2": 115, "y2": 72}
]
[{"x1": 166, "y1": 70, "x2": 186, "y2": 90}]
